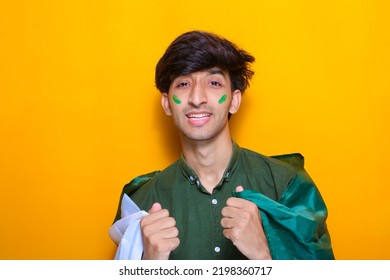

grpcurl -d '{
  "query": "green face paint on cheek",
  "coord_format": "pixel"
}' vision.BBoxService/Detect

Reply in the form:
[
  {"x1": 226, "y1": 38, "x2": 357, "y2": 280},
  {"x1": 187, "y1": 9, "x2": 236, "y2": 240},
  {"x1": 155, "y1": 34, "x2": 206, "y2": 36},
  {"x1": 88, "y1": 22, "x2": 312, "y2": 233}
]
[
  {"x1": 172, "y1": 95, "x2": 182, "y2": 104},
  {"x1": 218, "y1": 94, "x2": 227, "y2": 104}
]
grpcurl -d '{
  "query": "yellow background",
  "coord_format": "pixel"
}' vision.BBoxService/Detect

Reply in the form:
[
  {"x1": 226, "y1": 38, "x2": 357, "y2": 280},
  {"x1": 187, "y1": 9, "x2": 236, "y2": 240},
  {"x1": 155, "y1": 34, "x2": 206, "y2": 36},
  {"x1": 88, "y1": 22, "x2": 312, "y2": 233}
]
[{"x1": 1, "y1": 0, "x2": 389, "y2": 259}]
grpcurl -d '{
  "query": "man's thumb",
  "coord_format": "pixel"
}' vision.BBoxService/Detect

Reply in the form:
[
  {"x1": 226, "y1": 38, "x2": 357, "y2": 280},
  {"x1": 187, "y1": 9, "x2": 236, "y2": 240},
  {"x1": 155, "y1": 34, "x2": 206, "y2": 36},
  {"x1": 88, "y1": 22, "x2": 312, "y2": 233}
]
[
  {"x1": 149, "y1": 202, "x2": 162, "y2": 213},
  {"x1": 235, "y1": 186, "x2": 244, "y2": 192}
]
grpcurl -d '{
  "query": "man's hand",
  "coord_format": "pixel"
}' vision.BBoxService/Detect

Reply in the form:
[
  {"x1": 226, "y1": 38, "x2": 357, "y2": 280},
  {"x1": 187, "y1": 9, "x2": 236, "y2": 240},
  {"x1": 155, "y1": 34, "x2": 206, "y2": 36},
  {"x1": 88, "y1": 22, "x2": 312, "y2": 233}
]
[
  {"x1": 140, "y1": 203, "x2": 180, "y2": 260},
  {"x1": 221, "y1": 186, "x2": 272, "y2": 260}
]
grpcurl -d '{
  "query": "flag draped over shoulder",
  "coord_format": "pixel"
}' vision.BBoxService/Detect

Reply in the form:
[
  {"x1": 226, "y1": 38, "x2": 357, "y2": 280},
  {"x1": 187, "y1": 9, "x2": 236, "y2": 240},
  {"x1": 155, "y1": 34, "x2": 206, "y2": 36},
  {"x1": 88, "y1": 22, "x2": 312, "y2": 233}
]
[{"x1": 233, "y1": 181, "x2": 334, "y2": 259}]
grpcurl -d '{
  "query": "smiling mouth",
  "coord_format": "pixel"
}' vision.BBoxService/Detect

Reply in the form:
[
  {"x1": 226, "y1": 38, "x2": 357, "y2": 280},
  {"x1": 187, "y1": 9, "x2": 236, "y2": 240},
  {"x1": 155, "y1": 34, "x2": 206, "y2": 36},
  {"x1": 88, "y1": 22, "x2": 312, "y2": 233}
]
[{"x1": 186, "y1": 113, "x2": 211, "y2": 119}]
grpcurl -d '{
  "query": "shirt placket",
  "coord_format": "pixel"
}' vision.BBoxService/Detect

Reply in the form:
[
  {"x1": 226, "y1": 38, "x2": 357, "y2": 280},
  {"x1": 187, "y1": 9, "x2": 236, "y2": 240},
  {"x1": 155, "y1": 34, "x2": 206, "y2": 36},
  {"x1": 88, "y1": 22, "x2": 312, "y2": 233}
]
[{"x1": 210, "y1": 189, "x2": 223, "y2": 259}]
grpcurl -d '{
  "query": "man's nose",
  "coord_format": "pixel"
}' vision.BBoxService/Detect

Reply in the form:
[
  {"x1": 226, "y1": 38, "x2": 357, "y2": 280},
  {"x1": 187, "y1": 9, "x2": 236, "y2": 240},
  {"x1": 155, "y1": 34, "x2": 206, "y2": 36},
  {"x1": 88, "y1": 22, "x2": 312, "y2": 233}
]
[{"x1": 188, "y1": 84, "x2": 207, "y2": 107}]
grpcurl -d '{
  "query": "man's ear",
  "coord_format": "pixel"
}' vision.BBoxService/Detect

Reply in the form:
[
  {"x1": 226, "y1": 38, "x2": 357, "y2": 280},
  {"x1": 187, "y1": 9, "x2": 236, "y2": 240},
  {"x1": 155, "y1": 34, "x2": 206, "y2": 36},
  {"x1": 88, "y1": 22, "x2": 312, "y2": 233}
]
[
  {"x1": 229, "y1": 89, "x2": 242, "y2": 115},
  {"x1": 161, "y1": 93, "x2": 172, "y2": 116}
]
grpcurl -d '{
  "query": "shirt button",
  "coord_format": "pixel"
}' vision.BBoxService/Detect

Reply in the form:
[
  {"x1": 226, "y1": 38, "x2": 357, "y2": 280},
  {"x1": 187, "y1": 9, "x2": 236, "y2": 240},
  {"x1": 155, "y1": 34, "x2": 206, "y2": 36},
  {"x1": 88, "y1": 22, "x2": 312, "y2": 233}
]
[
  {"x1": 211, "y1": 199, "x2": 218, "y2": 205},
  {"x1": 214, "y1": 246, "x2": 221, "y2": 253}
]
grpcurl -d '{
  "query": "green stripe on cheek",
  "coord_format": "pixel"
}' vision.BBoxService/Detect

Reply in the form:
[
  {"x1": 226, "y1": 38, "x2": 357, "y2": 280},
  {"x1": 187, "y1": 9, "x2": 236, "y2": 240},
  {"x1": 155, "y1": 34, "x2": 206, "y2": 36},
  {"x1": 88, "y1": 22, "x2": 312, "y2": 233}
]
[
  {"x1": 218, "y1": 94, "x2": 227, "y2": 104},
  {"x1": 172, "y1": 95, "x2": 182, "y2": 104}
]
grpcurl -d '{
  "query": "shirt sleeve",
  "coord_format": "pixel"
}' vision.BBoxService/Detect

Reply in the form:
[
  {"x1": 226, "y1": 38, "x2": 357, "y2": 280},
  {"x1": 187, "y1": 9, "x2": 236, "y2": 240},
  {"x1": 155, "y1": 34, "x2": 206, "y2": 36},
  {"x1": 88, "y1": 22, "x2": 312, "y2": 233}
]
[{"x1": 112, "y1": 171, "x2": 159, "y2": 224}]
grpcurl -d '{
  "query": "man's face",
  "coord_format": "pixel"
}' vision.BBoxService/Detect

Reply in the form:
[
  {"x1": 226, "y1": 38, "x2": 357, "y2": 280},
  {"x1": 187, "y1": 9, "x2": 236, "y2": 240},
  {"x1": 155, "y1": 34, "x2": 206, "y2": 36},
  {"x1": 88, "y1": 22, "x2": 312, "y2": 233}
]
[{"x1": 161, "y1": 68, "x2": 242, "y2": 142}]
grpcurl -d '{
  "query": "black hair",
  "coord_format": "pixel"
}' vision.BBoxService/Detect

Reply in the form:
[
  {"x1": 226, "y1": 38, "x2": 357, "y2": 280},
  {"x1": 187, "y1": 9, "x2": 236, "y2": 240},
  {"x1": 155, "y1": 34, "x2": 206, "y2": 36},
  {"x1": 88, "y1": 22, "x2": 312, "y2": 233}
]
[{"x1": 155, "y1": 31, "x2": 255, "y2": 93}]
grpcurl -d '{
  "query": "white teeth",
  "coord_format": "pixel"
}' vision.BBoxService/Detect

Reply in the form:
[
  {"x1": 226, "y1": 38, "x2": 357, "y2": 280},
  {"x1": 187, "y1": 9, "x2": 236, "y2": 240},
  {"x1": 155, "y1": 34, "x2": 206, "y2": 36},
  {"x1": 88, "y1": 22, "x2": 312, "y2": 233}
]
[{"x1": 187, "y1": 114, "x2": 210, "y2": 118}]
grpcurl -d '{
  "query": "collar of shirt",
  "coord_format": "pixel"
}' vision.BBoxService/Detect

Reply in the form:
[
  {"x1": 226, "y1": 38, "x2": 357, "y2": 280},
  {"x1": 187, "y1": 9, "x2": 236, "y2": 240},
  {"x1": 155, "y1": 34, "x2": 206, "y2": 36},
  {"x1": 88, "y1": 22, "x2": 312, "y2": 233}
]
[{"x1": 178, "y1": 141, "x2": 241, "y2": 192}]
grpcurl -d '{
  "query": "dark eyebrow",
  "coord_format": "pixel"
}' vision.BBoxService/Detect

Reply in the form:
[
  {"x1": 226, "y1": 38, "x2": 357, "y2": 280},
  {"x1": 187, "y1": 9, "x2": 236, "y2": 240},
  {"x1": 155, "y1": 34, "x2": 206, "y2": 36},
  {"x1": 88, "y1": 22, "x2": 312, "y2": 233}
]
[{"x1": 207, "y1": 68, "x2": 225, "y2": 76}]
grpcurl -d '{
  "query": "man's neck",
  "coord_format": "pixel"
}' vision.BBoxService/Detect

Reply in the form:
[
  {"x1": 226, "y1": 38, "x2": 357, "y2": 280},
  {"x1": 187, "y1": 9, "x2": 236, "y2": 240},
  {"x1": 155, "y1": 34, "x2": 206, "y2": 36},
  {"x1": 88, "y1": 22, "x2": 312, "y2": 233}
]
[{"x1": 181, "y1": 133, "x2": 233, "y2": 193}]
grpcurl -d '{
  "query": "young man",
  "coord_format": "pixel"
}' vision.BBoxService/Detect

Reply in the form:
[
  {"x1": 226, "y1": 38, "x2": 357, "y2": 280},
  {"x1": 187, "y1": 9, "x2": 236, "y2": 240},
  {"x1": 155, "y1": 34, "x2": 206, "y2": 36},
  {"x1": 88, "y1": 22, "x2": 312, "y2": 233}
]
[{"x1": 110, "y1": 31, "x2": 334, "y2": 260}]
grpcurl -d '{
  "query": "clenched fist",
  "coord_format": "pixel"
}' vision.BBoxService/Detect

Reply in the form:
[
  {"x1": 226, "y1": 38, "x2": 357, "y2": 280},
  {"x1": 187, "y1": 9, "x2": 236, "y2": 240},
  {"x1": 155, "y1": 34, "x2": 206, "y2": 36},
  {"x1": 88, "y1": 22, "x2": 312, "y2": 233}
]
[{"x1": 140, "y1": 203, "x2": 180, "y2": 260}]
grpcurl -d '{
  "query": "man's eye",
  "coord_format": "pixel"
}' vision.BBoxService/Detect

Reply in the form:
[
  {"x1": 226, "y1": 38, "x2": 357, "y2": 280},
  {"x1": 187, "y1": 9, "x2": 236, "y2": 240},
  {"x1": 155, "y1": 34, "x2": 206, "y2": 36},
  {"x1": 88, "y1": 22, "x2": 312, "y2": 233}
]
[
  {"x1": 177, "y1": 82, "x2": 189, "y2": 88},
  {"x1": 210, "y1": 81, "x2": 221, "y2": 86}
]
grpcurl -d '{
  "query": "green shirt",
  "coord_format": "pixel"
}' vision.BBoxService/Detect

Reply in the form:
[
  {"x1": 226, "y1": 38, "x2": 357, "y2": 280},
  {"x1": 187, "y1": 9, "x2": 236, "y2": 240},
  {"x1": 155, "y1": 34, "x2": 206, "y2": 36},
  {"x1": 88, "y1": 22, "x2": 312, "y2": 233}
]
[{"x1": 113, "y1": 142, "x2": 334, "y2": 260}]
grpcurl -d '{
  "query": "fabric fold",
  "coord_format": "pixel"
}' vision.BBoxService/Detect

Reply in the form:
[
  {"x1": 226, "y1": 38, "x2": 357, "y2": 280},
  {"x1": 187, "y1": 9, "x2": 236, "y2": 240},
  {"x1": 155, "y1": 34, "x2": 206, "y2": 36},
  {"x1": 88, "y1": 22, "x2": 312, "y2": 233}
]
[
  {"x1": 233, "y1": 188, "x2": 334, "y2": 259},
  {"x1": 109, "y1": 193, "x2": 148, "y2": 260}
]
